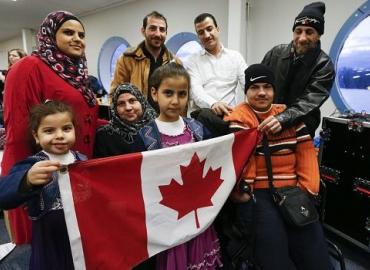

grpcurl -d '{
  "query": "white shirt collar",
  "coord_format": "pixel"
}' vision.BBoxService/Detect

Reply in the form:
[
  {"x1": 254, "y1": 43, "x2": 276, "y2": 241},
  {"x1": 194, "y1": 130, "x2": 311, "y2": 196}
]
[
  {"x1": 201, "y1": 43, "x2": 225, "y2": 56},
  {"x1": 42, "y1": 150, "x2": 76, "y2": 165},
  {"x1": 155, "y1": 117, "x2": 185, "y2": 136}
]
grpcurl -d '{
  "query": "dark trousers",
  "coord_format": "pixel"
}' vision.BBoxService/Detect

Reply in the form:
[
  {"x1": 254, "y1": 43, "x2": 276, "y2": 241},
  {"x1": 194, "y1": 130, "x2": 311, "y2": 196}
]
[{"x1": 236, "y1": 189, "x2": 331, "y2": 270}]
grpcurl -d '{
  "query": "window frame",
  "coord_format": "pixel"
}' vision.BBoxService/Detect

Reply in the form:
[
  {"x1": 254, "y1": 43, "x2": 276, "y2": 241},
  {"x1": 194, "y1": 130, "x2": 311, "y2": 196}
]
[
  {"x1": 166, "y1": 32, "x2": 200, "y2": 56},
  {"x1": 97, "y1": 36, "x2": 130, "y2": 91},
  {"x1": 329, "y1": 1, "x2": 370, "y2": 112}
]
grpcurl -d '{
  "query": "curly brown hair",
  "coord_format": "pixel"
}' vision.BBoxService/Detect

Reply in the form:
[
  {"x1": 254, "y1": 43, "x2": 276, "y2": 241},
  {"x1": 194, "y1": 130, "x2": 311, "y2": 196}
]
[{"x1": 29, "y1": 100, "x2": 75, "y2": 133}]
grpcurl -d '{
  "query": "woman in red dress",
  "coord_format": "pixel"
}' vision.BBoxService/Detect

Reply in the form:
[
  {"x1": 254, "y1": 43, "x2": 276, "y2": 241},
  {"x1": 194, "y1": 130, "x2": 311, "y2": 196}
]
[{"x1": 2, "y1": 10, "x2": 99, "y2": 244}]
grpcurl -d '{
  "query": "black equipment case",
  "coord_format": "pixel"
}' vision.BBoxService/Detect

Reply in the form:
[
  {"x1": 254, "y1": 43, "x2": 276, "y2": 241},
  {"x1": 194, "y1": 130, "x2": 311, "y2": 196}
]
[{"x1": 319, "y1": 116, "x2": 370, "y2": 252}]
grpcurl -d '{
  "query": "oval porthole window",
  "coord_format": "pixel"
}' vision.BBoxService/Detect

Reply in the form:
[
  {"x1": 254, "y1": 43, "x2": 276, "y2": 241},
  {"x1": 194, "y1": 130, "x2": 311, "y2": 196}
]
[
  {"x1": 330, "y1": 1, "x2": 370, "y2": 113},
  {"x1": 97, "y1": 37, "x2": 130, "y2": 93},
  {"x1": 166, "y1": 32, "x2": 202, "y2": 64}
]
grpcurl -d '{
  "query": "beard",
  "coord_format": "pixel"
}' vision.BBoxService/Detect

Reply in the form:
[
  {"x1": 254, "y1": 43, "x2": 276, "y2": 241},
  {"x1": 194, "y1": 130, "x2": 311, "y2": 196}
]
[
  {"x1": 147, "y1": 37, "x2": 164, "y2": 49},
  {"x1": 293, "y1": 41, "x2": 317, "y2": 55}
]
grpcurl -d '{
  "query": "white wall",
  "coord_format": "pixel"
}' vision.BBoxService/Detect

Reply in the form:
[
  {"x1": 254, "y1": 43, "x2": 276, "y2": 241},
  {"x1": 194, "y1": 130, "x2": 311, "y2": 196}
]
[
  {"x1": 246, "y1": 0, "x2": 366, "y2": 63},
  {"x1": 0, "y1": 36, "x2": 23, "y2": 69},
  {"x1": 227, "y1": 0, "x2": 247, "y2": 54},
  {"x1": 246, "y1": 0, "x2": 366, "y2": 128},
  {"x1": 82, "y1": 0, "x2": 229, "y2": 76}
]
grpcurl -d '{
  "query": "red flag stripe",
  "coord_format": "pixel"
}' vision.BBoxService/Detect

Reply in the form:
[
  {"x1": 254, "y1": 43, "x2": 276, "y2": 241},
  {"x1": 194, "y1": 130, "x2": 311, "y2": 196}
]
[
  {"x1": 232, "y1": 129, "x2": 260, "y2": 181},
  {"x1": 67, "y1": 152, "x2": 148, "y2": 269}
]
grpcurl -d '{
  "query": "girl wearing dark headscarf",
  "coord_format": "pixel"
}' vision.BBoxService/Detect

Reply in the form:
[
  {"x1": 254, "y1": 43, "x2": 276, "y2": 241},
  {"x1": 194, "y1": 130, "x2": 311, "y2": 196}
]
[
  {"x1": 94, "y1": 83, "x2": 156, "y2": 157},
  {"x1": 2, "y1": 11, "x2": 99, "y2": 246}
]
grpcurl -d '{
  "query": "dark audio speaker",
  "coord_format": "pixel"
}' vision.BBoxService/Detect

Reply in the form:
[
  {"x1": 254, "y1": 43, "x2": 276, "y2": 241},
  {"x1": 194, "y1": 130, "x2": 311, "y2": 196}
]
[{"x1": 319, "y1": 116, "x2": 370, "y2": 253}]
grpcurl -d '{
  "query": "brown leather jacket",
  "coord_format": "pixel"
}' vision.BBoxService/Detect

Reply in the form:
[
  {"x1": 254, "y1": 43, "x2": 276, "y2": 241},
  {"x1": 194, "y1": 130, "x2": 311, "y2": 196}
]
[{"x1": 110, "y1": 41, "x2": 181, "y2": 98}]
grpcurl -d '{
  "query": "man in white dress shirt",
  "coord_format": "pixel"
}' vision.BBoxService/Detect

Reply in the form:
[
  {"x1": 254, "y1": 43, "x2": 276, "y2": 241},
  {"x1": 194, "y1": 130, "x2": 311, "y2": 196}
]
[{"x1": 186, "y1": 13, "x2": 247, "y2": 116}]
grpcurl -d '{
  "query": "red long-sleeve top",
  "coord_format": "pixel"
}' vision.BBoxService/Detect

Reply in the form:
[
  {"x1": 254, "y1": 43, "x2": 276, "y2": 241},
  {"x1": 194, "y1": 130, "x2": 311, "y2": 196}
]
[{"x1": 2, "y1": 55, "x2": 99, "y2": 244}]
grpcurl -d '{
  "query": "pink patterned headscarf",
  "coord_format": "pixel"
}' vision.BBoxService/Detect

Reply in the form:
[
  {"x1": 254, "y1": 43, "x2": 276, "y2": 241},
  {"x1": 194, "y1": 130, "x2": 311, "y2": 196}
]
[{"x1": 33, "y1": 11, "x2": 96, "y2": 107}]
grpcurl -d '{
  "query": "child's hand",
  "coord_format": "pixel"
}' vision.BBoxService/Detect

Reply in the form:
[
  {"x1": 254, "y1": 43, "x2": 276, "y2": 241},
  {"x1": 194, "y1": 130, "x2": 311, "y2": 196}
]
[
  {"x1": 229, "y1": 181, "x2": 252, "y2": 203},
  {"x1": 26, "y1": 160, "x2": 61, "y2": 187},
  {"x1": 230, "y1": 188, "x2": 251, "y2": 203}
]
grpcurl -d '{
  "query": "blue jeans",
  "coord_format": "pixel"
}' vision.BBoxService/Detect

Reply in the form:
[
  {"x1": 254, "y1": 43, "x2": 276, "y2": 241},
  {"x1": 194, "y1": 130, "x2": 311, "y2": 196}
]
[{"x1": 236, "y1": 189, "x2": 331, "y2": 270}]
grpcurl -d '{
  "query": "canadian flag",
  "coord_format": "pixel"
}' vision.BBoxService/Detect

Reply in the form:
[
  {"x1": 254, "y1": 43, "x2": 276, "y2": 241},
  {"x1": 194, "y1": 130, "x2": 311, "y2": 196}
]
[{"x1": 58, "y1": 129, "x2": 259, "y2": 269}]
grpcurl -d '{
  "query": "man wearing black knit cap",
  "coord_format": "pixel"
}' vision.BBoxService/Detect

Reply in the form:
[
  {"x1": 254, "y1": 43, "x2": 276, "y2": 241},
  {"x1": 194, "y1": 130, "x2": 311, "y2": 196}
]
[
  {"x1": 261, "y1": 1, "x2": 335, "y2": 138},
  {"x1": 225, "y1": 64, "x2": 332, "y2": 270}
]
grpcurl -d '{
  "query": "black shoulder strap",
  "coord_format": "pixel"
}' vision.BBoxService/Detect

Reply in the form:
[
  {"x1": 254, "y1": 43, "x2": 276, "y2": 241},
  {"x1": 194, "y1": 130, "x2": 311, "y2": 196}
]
[{"x1": 262, "y1": 134, "x2": 277, "y2": 198}]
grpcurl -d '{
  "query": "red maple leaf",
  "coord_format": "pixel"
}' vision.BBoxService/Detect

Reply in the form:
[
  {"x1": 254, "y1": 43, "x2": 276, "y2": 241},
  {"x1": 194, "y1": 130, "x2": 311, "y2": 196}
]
[{"x1": 158, "y1": 153, "x2": 223, "y2": 229}]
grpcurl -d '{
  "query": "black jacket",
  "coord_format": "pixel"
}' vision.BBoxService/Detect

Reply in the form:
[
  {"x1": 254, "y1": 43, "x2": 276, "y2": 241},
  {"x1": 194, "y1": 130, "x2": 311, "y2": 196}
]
[{"x1": 262, "y1": 42, "x2": 335, "y2": 137}]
